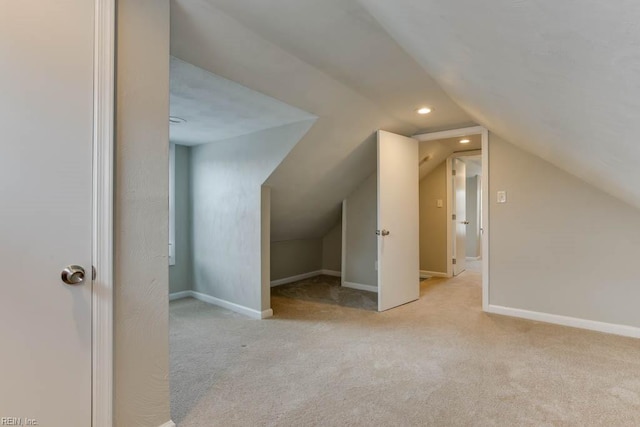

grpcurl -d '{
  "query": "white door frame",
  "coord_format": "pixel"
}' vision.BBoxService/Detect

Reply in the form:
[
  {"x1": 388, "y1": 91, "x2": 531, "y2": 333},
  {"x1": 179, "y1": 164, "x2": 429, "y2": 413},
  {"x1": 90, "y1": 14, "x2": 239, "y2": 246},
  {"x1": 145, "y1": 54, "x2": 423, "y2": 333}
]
[
  {"x1": 447, "y1": 150, "x2": 481, "y2": 276},
  {"x1": 93, "y1": 0, "x2": 116, "y2": 425},
  {"x1": 413, "y1": 126, "x2": 489, "y2": 311}
]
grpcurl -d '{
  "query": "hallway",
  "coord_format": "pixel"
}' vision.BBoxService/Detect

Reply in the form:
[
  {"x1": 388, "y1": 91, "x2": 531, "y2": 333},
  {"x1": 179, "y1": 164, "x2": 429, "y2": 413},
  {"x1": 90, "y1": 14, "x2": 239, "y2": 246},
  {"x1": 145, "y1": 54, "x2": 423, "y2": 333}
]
[{"x1": 170, "y1": 271, "x2": 640, "y2": 426}]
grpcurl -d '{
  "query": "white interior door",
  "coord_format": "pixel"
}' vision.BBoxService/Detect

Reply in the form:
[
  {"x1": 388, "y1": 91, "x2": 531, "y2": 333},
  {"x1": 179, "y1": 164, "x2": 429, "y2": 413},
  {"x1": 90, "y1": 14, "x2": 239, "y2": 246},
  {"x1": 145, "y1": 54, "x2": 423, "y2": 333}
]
[
  {"x1": 377, "y1": 131, "x2": 420, "y2": 311},
  {"x1": 0, "y1": 2, "x2": 94, "y2": 425},
  {"x1": 453, "y1": 158, "x2": 467, "y2": 275}
]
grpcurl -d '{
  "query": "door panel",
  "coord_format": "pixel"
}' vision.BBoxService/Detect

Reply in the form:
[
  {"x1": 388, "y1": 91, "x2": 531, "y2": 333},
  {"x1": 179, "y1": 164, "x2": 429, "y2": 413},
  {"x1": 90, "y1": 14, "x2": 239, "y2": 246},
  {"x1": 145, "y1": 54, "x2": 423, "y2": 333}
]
[
  {"x1": 377, "y1": 131, "x2": 419, "y2": 311},
  {"x1": 0, "y1": 1, "x2": 94, "y2": 425},
  {"x1": 453, "y1": 158, "x2": 467, "y2": 275}
]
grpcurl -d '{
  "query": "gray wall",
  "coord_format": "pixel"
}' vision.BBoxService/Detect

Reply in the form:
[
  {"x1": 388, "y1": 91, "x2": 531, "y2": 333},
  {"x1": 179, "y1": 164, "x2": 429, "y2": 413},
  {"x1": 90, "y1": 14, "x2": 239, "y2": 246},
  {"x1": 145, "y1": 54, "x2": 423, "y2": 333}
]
[
  {"x1": 466, "y1": 175, "x2": 480, "y2": 258},
  {"x1": 419, "y1": 161, "x2": 448, "y2": 273},
  {"x1": 345, "y1": 173, "x2": 377, "y2": 287},
  {"x1": 190, "y1": 120, "x2": 314, "y2": 312},
  {"x1": 489, "y1": 134, "x2": 640, "y2": 328},
  {"x1": 322, "y1": 219, "x2": 342, "y2": 272},
  {"x1": 271, "y1": 239, "x2": 322, "y2": 280},
  {"x1": 115, "y1": 0, "x2": 171, "y2": 425},
  {"x1": 169, "y1": 144, "x2": 193, "y2": 293}
]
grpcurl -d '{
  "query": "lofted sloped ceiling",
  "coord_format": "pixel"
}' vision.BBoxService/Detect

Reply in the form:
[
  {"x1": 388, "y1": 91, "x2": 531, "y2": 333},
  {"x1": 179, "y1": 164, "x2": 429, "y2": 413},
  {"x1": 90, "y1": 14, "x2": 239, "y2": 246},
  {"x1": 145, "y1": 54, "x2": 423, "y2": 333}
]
[
  {"x1": 171, "y1": 0, "x2": 473, "y2": 241},
  {"x1": 170, "y1": 57, "x2": 316, "y2": 146},
  {"x1": 359, "y1": 0, "x2": 640, "y2": 211}
]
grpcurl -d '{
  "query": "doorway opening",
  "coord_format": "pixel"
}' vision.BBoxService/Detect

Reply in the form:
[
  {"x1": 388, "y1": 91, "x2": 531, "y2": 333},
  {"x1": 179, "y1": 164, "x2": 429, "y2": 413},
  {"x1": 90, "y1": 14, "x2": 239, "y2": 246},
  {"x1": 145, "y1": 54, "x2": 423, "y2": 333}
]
[{"x1": 414, "y1": 127, "x2": 489, "y2": 309}]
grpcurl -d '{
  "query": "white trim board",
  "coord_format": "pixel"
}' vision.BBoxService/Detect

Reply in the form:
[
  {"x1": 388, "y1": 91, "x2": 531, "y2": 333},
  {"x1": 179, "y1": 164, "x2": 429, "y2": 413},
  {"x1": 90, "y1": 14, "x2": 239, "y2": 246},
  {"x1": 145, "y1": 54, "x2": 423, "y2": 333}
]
[
  {"x1": 420, "y1": 270, "x2": 449, "y2": 279},
  {"x1": 92, "y1": 0, "x2": 115, "y2": 426},
  {"x1": 168, "y1": 290, "x2": 191, "y2": 301},
  {"x1": 270, "y1": 269, "x2": 341, "y2": 287},
  {"x1": 158, "y1": 421, "x2": 176, "y2": 427},
  {"x1": 487, "y1": 305, "x2": 640, "y2": 339},
  {"x1": 413, "y1": 126, "x2": 490, "y2": 312},
  {"x1": 343, "y1": 282, "x2": 378, "y2": 293},
  {"x1": 321, "y1": 269, "x2": 341, "y2": 277},
  {"x1": 169, "y1": 291, "x2": 272, "y2": 319}
]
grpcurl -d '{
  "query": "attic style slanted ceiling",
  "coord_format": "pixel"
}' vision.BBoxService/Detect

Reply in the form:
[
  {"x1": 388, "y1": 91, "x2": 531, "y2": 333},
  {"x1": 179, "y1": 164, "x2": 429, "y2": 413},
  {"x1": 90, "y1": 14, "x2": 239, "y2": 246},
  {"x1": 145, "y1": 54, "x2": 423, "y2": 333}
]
[
  {"x1": 360, "y1": 0, "x2": 640, "y2": 212},
  {"x1": 171, "y1": 0, "x2": 473, "y2": 241}
]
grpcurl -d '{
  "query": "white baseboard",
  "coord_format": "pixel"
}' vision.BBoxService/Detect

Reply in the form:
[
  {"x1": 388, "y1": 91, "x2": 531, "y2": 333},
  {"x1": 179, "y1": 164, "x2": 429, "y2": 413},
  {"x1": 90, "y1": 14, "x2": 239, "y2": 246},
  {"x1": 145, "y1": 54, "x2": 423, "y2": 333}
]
[
  {"x1": 158, "y1": 421, "x2": 176, "y2": 427},
  {"x1": 420, "y1": 270, "x2": 449, "y2": 279},
  {"x1": 271, "y1": 269, "x2": 342, "y2": 287},
  {"x1": 169, "y1": 290, "x2": 191, "y2": 301},
  {"x1": 170, "y1": 290, "x2": 271, "y2": 319},
  {"x1": 191, "y1": 291, "x2": 271, "y2": 319},
  {"x1": 343, "y1": 281, "x2": 378, "y2": 293},
  {"x1": 271, "y1": 270, "x2": 322, "y2": 287},
  {"x1": 486, "y1": 304, "x2": 640, "y2": 339},
  {"x1": 321, "y1": 269, "x2": 341, "y2": 277}
]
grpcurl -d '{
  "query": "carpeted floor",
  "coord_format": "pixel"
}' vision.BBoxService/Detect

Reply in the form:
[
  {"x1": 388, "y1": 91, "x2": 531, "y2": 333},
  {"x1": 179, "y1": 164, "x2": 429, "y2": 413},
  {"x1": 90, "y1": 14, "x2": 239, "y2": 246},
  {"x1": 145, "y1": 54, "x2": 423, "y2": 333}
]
[
  {"x1": 271, "y1": 274, "x2": 377, "y2": 311},
  {"x1": 169, "y1": 271, "x2": 640, "y2": 426}
]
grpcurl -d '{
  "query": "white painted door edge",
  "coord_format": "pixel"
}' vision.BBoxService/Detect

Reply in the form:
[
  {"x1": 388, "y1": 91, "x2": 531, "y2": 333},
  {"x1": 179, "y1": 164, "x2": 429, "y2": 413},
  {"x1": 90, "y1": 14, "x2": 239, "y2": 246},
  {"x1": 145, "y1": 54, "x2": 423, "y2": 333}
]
[
  {"x1": 343, "y1": 282, "x2": 378, "y2": 293},
  {"x1": 92, "y1": 0, "x2": 115, "y2": 426},
  {"x1": 414, "y1": 126, "x2": 490, "y2": 312},
  {"x1": 487, "y1": 305, "x2": 640, "y2": 339},
  {"x1": 341, "y1": 199, "x2": 347, "y2": 286}
]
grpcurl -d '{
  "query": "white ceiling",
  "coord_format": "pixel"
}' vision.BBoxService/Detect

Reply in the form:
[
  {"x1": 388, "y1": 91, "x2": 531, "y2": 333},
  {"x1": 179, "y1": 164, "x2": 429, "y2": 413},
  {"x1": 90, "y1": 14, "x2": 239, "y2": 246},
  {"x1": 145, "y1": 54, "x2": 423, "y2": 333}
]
[
  {"x1": 359, "y1": 0, "x2": 640, "y2": 211},
  {"x1": 419, "y1": 135, "x2": 481, "y2": 180},
  {"x1": 171, "y1": 0, "x2": 473, "y2": 240},
  {"x1": 169, "y1": 57, "x2": 315, "y2": 146}
]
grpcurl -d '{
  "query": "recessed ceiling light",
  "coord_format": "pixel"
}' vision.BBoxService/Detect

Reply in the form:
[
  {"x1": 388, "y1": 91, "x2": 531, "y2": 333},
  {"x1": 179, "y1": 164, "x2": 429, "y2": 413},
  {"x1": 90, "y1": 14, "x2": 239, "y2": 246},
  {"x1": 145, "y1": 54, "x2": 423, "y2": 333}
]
[
  {"x1": 169, "y1": 116, "x2": 186, "y2": 124},
  {"x1": 460, "y1": 138, "x2": 470, "y2": 144},
  {"x1": 416, "y1": 107, "x2": 432, "y2": 115}
]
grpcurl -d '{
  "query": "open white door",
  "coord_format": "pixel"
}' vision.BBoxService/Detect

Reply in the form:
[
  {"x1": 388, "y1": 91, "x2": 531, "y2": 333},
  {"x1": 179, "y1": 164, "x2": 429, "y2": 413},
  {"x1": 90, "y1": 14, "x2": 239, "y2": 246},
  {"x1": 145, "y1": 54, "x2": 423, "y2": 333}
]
[
  {"x1": 377, "y1": 131, "x2": 420, "y2": 311},
  {"x1": 453, "y1": 158, "x2": 467, "y2": 275},
  {"x1": 0, "y1": 2, "x2": 94, "y2": 425}
]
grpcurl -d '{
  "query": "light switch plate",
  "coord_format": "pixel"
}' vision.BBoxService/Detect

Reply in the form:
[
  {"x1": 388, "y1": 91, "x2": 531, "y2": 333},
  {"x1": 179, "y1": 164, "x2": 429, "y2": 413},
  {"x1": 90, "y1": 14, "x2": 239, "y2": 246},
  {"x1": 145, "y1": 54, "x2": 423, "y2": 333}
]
[
  {"x1": 436, "y1": 199, "x2": 443, "y2": 208},
  {"x1": 497, "y1": 191, "x2": 507, "y2": 203}
]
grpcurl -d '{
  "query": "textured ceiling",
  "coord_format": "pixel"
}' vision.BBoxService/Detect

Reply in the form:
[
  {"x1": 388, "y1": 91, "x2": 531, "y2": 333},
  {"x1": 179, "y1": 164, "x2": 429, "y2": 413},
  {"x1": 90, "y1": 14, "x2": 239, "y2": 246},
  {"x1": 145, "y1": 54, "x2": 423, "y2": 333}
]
[
  {"x1": 169, "y1": 57, "x2": 315, "y2": 146},
  {"x1": 171, "y1": 0, "x2": 473, "y2": 240},
  {"x1": 360, "y1": 0, "x2": 640, "y2": 211}
]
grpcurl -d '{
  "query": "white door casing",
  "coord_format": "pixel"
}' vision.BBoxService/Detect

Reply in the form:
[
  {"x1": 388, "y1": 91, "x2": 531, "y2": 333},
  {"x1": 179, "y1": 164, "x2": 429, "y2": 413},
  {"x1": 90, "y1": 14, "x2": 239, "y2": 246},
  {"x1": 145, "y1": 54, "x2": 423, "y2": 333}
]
[
  {"x1": 377, "y1": 131, "x2": 420, "y2": 311},
  {"x1": 453, "y1": 158, "x2": 467, "y2": 275},
  {"x1": 0, "y1": 1, "x2": 95, "y2": 425}
]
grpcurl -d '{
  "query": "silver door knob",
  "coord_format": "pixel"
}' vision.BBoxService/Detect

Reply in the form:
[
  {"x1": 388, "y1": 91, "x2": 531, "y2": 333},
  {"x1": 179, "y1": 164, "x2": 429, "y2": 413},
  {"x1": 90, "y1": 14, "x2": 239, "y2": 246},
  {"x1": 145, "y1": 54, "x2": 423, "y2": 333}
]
[
  {"x1": 376, "y1": 229, "x2": 390, "y2": 236},
  {"x1": 61, "y1": 265, "x2": 86, "y2": 285}
]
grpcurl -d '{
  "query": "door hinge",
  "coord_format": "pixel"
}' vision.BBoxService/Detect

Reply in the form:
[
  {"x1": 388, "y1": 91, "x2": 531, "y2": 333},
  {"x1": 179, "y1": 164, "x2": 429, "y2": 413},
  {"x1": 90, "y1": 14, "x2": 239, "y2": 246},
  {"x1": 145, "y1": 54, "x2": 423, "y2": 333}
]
[
  {"x1": 452, "y1": 214, "x2": 457, "y2": 220},
  {"x1": 452, "y1": 169, "x2": 456, "y2": 176},
  {"x1": 452, "y1": 258, "x2": 457, "y2": 265}
]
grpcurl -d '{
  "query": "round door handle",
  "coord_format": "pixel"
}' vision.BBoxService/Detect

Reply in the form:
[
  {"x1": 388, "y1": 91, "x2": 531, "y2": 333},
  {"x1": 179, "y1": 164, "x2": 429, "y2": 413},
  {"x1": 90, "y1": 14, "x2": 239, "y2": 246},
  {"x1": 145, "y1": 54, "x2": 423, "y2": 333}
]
[
  {"x1": 376, "y1": 229, "x2": 390, "y2": 236},
  {"x1": 61, "y1": 265, "x2": 86, "y2": 285}
]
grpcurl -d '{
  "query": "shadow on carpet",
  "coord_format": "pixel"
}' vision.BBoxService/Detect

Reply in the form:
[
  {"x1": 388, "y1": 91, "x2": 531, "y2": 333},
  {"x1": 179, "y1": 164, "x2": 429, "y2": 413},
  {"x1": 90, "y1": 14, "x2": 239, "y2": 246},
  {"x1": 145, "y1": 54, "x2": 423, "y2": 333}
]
[{"x1": 271, "y1": 275, "x2": 377, "y2": 311}]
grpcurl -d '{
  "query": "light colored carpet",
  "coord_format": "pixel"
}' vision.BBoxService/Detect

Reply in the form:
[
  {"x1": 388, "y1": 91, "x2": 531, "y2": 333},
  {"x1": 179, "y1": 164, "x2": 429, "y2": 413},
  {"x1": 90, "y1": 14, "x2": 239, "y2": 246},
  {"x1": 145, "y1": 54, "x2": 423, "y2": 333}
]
[{"x1": 170, "y1": 271, "x2": 640, "y2": 426}]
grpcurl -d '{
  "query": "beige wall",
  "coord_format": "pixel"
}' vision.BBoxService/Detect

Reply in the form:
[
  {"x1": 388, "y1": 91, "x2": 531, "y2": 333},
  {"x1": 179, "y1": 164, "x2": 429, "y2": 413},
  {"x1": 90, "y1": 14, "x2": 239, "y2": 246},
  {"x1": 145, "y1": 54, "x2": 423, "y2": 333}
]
[
  {"x1": 270, "y1": 238, "x2": 323, "y2": 280},
  {"x1": 345, "y1": 173, "x2": 377, "y2": 287},
  {"x1": 419, "y1": 161, "x2": 448, "y2": 273},
  {"x1": 115, "y1": 0, "x2": 171, "y2": 425},
  {"x1": 322, "y1": 219, "x2": 342, "y2": 272},
  {"x1": 489, "y1": 134, "x2": 640, "y2": 328}
]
